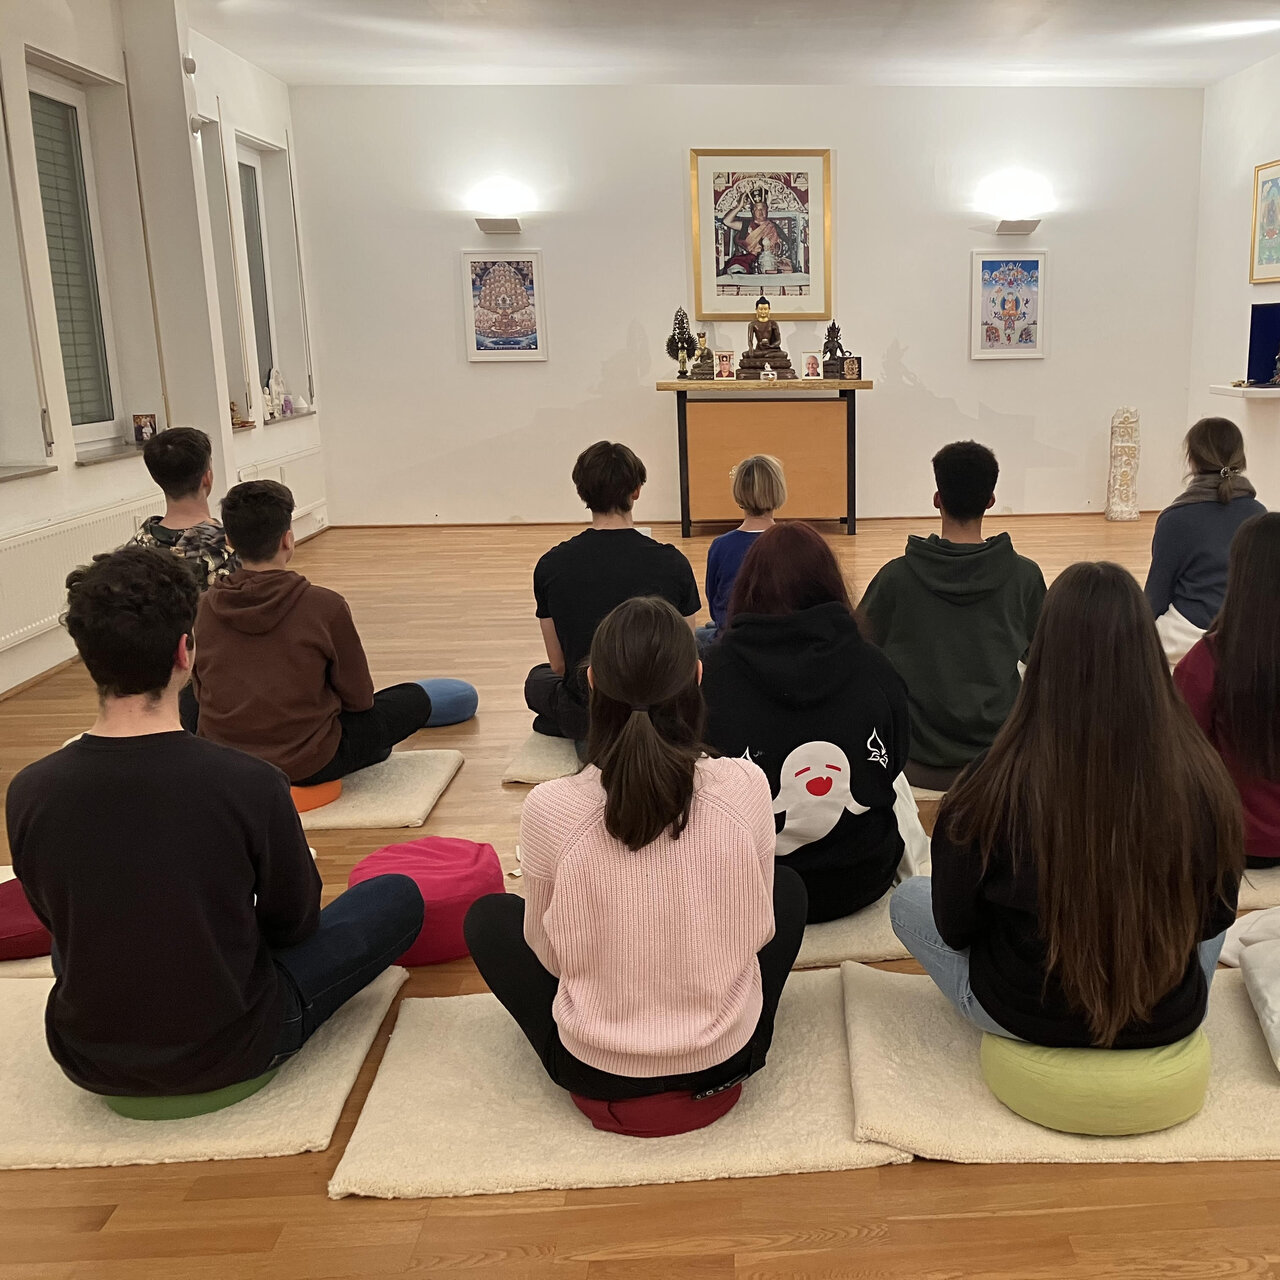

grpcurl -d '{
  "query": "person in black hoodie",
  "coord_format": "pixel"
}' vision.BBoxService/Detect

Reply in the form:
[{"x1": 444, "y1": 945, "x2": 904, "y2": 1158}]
[
  {"x1": 859, "y1": 441, "x2": 1045, "y2": 791},
  {"x1": 702, "y1": 522, "x2": 911, "y2": 922}
]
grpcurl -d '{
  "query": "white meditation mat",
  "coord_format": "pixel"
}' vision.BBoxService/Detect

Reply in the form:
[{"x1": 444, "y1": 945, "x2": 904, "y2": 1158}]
[
  {"x1": 1238, "y1": 865, "x2": 1280, "y2": 912},
  {"x1": 0, "y1": 866, "x2": 53, "y2": 978},
  {"x1": 0, "y1": 967, "x2": 405, "y2": 1170},
  {"x1": 501, "y1": 732, "x2": 583, "y2": 785},
  {"x1": 842, "y1": 962, "x2": 1280, "y2": 1164},
  {"x1": 301, "y1": 750, "x2": 464, "y2": 830},
  {"x1": 328, "y1": 967, "x2": 909, "y2": 1199},
  {"x1": 794, "y1": 893, "x2": 909, "y2": 967}
]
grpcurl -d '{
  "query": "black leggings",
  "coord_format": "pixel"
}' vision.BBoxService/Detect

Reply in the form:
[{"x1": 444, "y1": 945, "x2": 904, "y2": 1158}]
[{"x1": 463, "y1": 865, "x2": 808, "y2": 1101}]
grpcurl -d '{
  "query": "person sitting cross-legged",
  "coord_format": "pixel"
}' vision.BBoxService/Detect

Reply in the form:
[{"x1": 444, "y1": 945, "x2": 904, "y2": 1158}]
[
  {"x1": 6, "y1": 547, "x2": 424, "y2": 1099},
  {"x1": 186, "y1": 480, "x2": 477, "y2": 785}
]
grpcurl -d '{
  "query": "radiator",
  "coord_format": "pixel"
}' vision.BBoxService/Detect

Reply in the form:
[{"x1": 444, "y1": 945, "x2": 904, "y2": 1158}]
[{"x1": 0, "y1": 498, "x2": 160, "y2": 653}]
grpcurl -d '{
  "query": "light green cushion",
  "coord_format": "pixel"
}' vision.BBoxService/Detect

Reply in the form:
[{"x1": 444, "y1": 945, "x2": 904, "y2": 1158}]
[
  {"x1": 980, "y1": 1031, "x2": 1210, "y2": 1136},
  {"x1": 103, "y1": 1069, "x2": 278, "y2": 1121}
]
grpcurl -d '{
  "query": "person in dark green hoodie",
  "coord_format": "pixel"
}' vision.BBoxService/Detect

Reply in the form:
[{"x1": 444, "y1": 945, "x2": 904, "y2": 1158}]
[
  {"x1": 859, "y1": 441, "x2": 1046, "y2": 791},
  {"x1": 703, "y1": 522, "x2": 912, "y2": 922}
]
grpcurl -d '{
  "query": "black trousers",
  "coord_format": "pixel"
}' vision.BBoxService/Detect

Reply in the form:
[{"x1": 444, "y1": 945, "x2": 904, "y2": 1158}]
[
  {"x1": 1246, "y1": 855, "x2": 1279, "y2": 870},
  {"x1": 293, "y1": 683, "x2": 432, "y2": 786},
  {"x1": 903, "y1": 758, "x2": 963, "y2": 791},
  {"x1": 463, "y1": 865, "x2": 808, "y2": 1101},
  {"x1": 524, "y1": 663, "x2": 589, "y2": 743}
]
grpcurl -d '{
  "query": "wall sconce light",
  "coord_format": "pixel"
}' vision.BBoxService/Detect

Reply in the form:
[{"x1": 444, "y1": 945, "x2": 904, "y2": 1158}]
[
  {"x1": 466, "y1": 176, "x2": 535, "y2": 235},
  {"x1": 974, "y1": 168, "x2": 1056, "y2": 235}
]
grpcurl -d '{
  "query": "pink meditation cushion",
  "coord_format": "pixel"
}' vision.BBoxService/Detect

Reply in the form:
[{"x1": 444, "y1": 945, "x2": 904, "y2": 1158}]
[
  {"x1": 347, "y1": 837, "x2": 504, "y2": 966},
  {"x1": 0, "y1": 877, "x2": 53, "y2": 962},
  {"x1": 570, "y1": 1084, "x2": 743, "y2": 1138}
]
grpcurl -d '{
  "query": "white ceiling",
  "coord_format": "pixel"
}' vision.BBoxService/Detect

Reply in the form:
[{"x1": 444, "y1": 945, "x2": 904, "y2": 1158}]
[{"x1": 188, "y1": 0, "x2": 1280, "y2": 86}]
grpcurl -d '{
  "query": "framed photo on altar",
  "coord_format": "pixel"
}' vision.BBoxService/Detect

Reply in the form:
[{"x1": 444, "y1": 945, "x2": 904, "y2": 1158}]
[
  {"x1": 691, "y1": 149, "x2": 831, "y2": 322},
  {"x1": 1251, "y1": 159, "x2": 1280, "y2": 284},
  {"x1": 461, "y1": 250, "x2": 547, "y2": 361},
  {"x1": 970, "y1": 251, "x2": 1046, "y2": 360}
]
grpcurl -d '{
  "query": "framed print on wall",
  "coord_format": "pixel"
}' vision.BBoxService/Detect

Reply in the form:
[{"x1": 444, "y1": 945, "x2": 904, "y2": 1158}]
[
  {"x1": 971, "y1": 251, "x2": 1046, "y2": 360},
  {"x1": 462, "y1": 250, "x2": 547, "y2": 361},
  {"x1": 1251, "y1": 159, "x2": 1280, "y2": 284},
  {"x1": 691, "y1": 149, "x2": 831, "y2": 321}
]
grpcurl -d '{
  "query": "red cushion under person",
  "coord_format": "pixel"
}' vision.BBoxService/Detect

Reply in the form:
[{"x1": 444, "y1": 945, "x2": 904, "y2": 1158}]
[
  {"x1": 570, "y1": 1084, "x2": 743, "y2": 1138},
  {"x1": 0, "y1": 876, "x2": 53, "y2": 962}
]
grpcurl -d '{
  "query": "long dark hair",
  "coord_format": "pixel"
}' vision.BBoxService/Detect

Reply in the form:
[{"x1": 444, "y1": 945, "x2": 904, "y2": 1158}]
[
  {"x1": 1185, "y1": 417, "x2": 1246, "y2": 503},
  {"x1": 728, "y1": 521, "x2": 853, "y2": 621},
  {"x1": 586, "y1": 596, "x2": 705, "y2": 850},
  {"x1": 1210, "y1": 512, "x2": 1280, "y2": 781},
  {"x1": 944, "y1": 562, "x2": 1243, "y2": 1047}
]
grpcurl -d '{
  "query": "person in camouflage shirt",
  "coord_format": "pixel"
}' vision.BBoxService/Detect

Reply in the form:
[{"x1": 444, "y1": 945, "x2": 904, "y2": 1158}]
[{"x1": 126, "y1": 428, "x2": 239, "y2": 590}]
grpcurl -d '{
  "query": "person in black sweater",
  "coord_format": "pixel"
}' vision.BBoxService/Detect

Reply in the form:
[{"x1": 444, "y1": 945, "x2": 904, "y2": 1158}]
[
  {"x1": 703, "y1": 522, "x2": 911, "y2": 922},
  {"x1": 890, "y1": 561, "x2": 1244, "y2": 1049},
  {"x1": 6, "y1": 547, "x2": 424, "y2": 1098}
]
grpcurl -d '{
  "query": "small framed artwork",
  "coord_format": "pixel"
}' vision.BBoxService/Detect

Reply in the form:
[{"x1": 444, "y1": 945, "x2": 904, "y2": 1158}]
[
  {"x1": 842, "y1": 356, "x2": 862, "y2": 380},
  {"x1": 462, "y1": 250, "x2": 547, "y2": 361},
  {"x1": 1251, "y1": 159, "x2": 1280, "y2": 284},
  {"x1": 971, "y1": 251, "x2": 1046, "y2": 360},
  {"x1": 801, "y1": 351, "x2": 822, "y2": 379},
  {"x1": 691, "y1": 149, "x2": 832, "y2": 322},
  {"x1": 132, "y1": 413, "x2": 157, "y2": 443},
  {"x1": 714, "y1": 350, "x2": 736, "y2": 379}
]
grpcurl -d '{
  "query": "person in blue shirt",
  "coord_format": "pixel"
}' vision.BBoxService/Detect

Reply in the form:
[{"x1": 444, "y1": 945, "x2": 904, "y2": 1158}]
[{"x1": 699, "y1": 455, "x2": 787, "y2": 650}]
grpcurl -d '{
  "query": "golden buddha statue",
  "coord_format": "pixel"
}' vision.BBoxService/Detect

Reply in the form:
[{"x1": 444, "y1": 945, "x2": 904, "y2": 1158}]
[{"x1": 737, "y1": 296, "x2": 797, "y2": 380}]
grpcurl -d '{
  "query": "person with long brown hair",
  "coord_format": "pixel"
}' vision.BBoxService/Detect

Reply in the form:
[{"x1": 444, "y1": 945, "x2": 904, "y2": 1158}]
[
  {"x1": 1146, "y1": 417, "x2": 1266, "y2": 665},
  {"x1": 890, "y1": 562, "x2": 1243, "y2": 1048},
  {"x1": 1175, "y1": 513, "x2": 1280, "y2": 865},
  {"x1": 702, "y1": 522, "x2": 917, "y2": 923},
  {"x1": 465, "y1": 596, "x2": 806, "y2": 1101}
]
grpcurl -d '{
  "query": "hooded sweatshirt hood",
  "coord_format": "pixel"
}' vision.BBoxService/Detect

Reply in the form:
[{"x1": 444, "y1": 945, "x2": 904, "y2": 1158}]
[
  {"x1": 903, "y1": 532, "x2": 1019, "y2": 605},
  {"x1": 202, "y1": 569, "x2": 310, "y2": 635}
]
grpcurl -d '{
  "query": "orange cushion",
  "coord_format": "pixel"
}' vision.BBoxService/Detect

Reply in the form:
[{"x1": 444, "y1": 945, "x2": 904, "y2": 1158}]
[{"x1": 290, "y1": 779, "x2": 343, "y2": 813}]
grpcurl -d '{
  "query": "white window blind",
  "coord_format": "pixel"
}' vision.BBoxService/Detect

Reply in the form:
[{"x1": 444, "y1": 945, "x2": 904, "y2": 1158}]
[
  {"x1": 239, "y1": 160, "x2": 273, "y2": 390},
  {"x1": 29, "y1": 91, "x2": 113, "y2": 427}
]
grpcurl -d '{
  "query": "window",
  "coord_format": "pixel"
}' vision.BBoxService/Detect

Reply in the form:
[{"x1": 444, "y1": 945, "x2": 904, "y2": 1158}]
[
  {"x1": 29, "y1": 83, "x2": 115, "y2": 435},
  {"x1": 238, "y1": 155, "x2": 274, "y2": 393}
]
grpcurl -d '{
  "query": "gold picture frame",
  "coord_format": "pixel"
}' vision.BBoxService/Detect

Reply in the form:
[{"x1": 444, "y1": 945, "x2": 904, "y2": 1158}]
[
  {"x1": 1251, "y1": 157, "x2": 1280, "y2": 284},
  {"x1": 691, "y1": 148, "x2": 832, "y2": 321}
]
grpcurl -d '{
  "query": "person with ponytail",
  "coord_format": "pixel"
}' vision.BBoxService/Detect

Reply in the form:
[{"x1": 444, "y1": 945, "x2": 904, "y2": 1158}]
[
  {"x1": 891, "y1": 562, "x2": 1243, "y2": 1048},
  {"x1": 1175, "y1": 513, "x2": 1280, "y2": 865},
  {"x1": 465, "y1": 596, "x2": 807, "y2": 1100},
  {"x1": 1146, "y1": 417, "x2": 1266, "y2": 665}
]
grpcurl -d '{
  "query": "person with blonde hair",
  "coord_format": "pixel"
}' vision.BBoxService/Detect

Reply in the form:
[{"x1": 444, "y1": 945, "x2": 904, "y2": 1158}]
[{"x1": 700, "y1": 455, "x2": 787, "y2": 646}]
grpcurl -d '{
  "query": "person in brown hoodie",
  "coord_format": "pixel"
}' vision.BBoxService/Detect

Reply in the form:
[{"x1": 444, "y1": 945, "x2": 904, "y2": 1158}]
[{"x1": 186, "y1": 480, "x2": 477, "y2": 784}]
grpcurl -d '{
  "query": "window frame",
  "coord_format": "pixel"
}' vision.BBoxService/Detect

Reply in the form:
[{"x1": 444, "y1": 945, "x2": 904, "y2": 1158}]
[
  {"x1": 27, "y1": 68, "x2": 123, "y2": 447},
  {"x1": 236, "y1": 143, "x2": 279, "y2": 402}
]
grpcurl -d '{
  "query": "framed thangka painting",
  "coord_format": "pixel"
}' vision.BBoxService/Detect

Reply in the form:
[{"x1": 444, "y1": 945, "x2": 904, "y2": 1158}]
[
  {"x1": 1251, "y1": 159, "x2": 1280, "y2": 284},
  {"x1": 462, "y1": 250, "x2": 547, "y2": 361},
  {"x1": 691, "y1": 150, "x2": 831, "y2": 321},
  {"x1": 970, "y1": 252, "x2": 1046, "y2": 360}
]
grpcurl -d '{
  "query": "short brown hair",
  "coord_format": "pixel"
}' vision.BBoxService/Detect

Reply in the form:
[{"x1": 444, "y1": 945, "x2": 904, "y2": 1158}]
[
  {"x1": 221, "y1": 480, "x2": 294, "y2": 563},
  {"x1": 732, "y1": 454, "x2": 786, "y2": 517},
  {"x1": 572, "y1": 442, "x2": 646, "y2": 514},
  {"x1": 142, "y1": 427, "x2": 212, "y2": 500}
]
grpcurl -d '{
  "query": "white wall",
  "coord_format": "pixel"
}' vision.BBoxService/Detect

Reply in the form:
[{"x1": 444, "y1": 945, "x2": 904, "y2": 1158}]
[
  {"x1": 1187, "y1": 48, "x2": 1280, "y2": 505},
  {"x1": 289, "y1": 85, "x2": 1205, "y2": 525}
]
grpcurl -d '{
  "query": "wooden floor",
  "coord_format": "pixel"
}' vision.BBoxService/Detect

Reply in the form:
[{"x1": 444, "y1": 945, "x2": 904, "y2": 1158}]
[{"x1": 1, "y1": 514, "x2": 1274, "y2": 1279}]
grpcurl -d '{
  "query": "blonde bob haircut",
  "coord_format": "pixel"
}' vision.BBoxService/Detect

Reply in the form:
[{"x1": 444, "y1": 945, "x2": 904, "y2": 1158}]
[{"x1": 732, "y1": 454, "x2": 787, "y2": 517}]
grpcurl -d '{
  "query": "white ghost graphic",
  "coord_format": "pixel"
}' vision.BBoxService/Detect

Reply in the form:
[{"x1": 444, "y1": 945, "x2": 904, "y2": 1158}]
[{"x1": 772, "y1": 740, "x2": 869, "y2": 857}]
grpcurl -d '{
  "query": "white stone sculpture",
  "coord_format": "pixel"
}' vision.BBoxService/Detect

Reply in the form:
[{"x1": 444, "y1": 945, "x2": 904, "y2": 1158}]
[{"x1": 1105, "y1": 406, "x2": 1140, "y2": 521}]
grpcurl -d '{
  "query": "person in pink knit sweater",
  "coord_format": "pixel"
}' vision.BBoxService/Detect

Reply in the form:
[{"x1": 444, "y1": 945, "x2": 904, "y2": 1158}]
[{"x1": 464, "y1": 596, "x2": 807, "y2": 1101}]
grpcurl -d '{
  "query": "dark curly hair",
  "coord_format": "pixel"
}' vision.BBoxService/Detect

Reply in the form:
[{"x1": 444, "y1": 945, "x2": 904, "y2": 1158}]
[
  {"x1": 221, "y1": 479, "x2": 295, "y2": 563},
  {"x1": 64, "y1": 547, "x2": 199, "y2": 699}
]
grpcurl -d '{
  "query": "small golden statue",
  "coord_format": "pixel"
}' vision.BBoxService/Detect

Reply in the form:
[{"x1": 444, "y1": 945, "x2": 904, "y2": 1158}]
[
  {"x1": 689, "y1": 331, "x2": 715, "y2": 380},
  {"x1": 737, "y1": 296, "x2": 797, "y2": 380}
]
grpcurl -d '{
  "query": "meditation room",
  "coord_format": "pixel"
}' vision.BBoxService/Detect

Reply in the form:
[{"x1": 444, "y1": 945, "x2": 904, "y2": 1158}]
[{"x1": 5, "y1": 1, "x2": 1280, "y2": 1275}]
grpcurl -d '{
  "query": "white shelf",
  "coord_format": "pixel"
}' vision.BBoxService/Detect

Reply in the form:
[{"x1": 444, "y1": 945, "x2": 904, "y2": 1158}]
[{"x1": 1210, "y1": 384, "x2": 1280, "y2": 398}]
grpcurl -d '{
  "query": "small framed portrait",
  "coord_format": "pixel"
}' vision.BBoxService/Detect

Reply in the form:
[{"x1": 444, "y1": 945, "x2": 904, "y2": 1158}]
[
  {"x1": 132, "y1": 413, "x2": 157, "y2": 443},
  {"x1": 462, "y1": 250, "x2": 547, "y2": 361},
  {"x1": 1252, "y1": 158, "x2": 1280, "y2": 284},
  {"x1": 714, "y1": 350, "x2": 736, "y2": 379},
  {"x1": 801, "y1": 352, "x2": 822, "y2": 379}
]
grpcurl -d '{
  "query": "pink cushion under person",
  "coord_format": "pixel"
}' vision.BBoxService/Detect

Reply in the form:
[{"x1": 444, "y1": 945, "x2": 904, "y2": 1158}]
[
  {"x1": 347, "y1": 837, "x2": 504, "y2": 965},
  {"x1": 0, "y1": 877, "x2": 52, "y2": 962}
]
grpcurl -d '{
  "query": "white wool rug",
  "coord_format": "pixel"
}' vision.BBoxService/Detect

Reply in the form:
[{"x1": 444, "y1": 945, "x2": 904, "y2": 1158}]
[
  {"x1": 1238, "y1": 866, "x2": 1280, "y2": 912},
  {"x1": 301, "y1": 750, "x2": 463, "y2": 830},
  {"x1": 843, "y1": 962, "x2": 1280, "y2": 1163},
  {"x1": 328, "y1": 968, "x2": 908, "y2": 1199},
  {"x1": 0, "y1": 866, "x2": 53, "y2": 978},
  {"x1": 794, "y1": 893, "x2": 908, "y2": 967},
  {"x1": 501, "y1": 732, "x2": 583, "y2": 785},
  {"x1": 0, "y1": 968, "x2": 405, "y2": 1170}
]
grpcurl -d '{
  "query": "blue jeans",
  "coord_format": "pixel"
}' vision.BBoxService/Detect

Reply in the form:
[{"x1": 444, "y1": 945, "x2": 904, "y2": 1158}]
[
  {"x1": 888, "y1": 877, "x2": 1227, "y2": 1041},
  {"x1": 269, "y1": 873, "x2": 424, "y2": 1066},
  {"x1": 418, "y1": 678, "x2": 479, "y2": 727}
]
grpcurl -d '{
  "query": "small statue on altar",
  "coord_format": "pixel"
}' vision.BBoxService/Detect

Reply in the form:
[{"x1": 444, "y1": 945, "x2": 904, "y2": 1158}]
[
  {"x1": 1271, "y1": 342, "x2": 1280, "y2": 386},
  {"x1": 666, "y1": 307, "x2": 698, "y2": 378},
  {"x1": 822, "y1": 321, "x2": 849, "y2": 378},
  {"x1": 689, "y1": 331, "x2": 715, "y2": 380},
  {"x1": 737, "y1": 296, "x2": 797, "y2": 380}
]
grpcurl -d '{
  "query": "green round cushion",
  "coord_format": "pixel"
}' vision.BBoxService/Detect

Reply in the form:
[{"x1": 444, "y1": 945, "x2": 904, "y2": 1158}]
[
  {"x1": 979, "y1": 1030, "x2": 1210, "y2": 1136},
  {"x1": 103, "y1": 1069, "x2": 278, "y2": 1121}
]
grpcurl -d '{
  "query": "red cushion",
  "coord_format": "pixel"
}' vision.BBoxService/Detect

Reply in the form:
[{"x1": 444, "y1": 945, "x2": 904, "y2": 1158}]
[
  {"x1": 0, "y1": 877, "x2": 52, "y2": 962},
  {"x1": 570, "y1": 1085, "x2": 743, "y2": 1138},
  {"x1": 347, "y1": 837, "x2": 504, "y2": 966}
]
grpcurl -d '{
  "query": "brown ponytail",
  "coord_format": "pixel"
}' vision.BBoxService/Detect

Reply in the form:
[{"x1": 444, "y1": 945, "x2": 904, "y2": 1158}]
[
  {"x1": 586, "y1": 596, "x2": 706, "y2": 850},
  {"x1": 1184, "y1": 417, "x2": 1246, "y2": 503}
]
